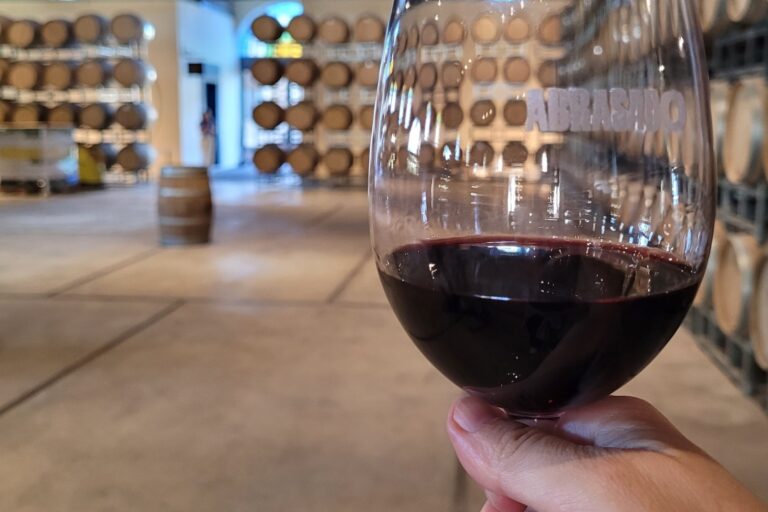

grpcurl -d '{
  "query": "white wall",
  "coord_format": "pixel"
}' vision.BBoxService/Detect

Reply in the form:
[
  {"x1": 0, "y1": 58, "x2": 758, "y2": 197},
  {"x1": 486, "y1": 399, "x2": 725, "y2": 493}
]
[{"x1": 176, "y1": 1, "x2": 240, "y2": 169}]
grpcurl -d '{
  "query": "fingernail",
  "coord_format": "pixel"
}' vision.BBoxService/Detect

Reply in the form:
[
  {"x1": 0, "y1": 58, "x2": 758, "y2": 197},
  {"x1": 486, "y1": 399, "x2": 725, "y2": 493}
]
[{"x1": 453, "y1": 396, "x2": 503, "y2": 433}]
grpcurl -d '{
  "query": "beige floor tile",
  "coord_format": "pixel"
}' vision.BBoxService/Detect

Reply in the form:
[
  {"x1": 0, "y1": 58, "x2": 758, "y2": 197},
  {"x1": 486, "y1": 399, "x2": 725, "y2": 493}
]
[
  {"x1": 337, "y1": 256, "x2": 389, "y2": 306},
  {"x1": 621, "y1": 329, "x2": 768, "y2": 501},
  {"x1": 0, "y1": 234, "x2": 155, "y2": 294},
  {"x1": 66, "y1": 235, "x2": 371, "y2": 302},
  {"x1": 0, "y1": 298, "x2": 172, "y2": 410},
  {"x1": 0, "y1": 187, "x2": 155, "y2": 237},
  {"x1": 0, "y1": 304, "x2": 461, "y2": 512}
]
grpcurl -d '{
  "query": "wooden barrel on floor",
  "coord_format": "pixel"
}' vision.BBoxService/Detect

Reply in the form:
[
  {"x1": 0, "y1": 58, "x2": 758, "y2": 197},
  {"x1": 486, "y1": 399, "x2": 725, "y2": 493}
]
[
  {"x1": 723, "y1": 78, "x2": 765, "y2": 185},
  {"x1": 7, "y1": 62, "x2": 41, "y2": 90},
  {"x1": 41, "y1": 19, "x2": 73, "y2": 48},
  {"x1": 74, "y1": 14, "x2": 109, "y2": 44},
  {"x1": 727, "y1": 0, "x2": 768, "y2": 23},
  {"x1": 116, "y1": 143, "x2": 154, "y2": 172},
  {"x1": 6, "y1": 20, "x2": 39, "y2": 48},
  {"x1": 111, "y1": 13, "x2": 154, "y2": 44},
  {"x1": 713, "y1": 233, "x2": 764, "y2": 337},
  {"x1": 43, "y1": 61, "x2": 75, "y2": 90},
  {"x1": 48, "y1": 103, "x2": 80, "y2": 127},
  {"x1": 158, "y1": 166, "x2": 212, "y2": 246},
  {"x1": 694, "y1": 220, "x2": 727, "y2": 307}
]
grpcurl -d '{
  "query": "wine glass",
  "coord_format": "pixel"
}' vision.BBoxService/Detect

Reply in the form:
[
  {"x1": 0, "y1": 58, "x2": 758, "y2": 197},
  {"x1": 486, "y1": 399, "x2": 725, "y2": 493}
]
[{"x1": 369, "y1": 0, "x2": 715, "y2": 418}]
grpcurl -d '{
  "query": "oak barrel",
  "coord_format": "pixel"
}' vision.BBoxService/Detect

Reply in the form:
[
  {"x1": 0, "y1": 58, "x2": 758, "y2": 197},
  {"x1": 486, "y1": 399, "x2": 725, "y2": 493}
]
[
  {"x1": 251, "y1": 15, "x2": 283, "y2": 42},
  {"x1": 286, "y1": 14, "x2": 316, "y2": 42},
  {"x1": 694, "y1": 220, "x2": 727, "y2": 307},
  {"x1": 74, "y1": 14, "x2": 109, "y2": 44},
  {"x1": 10, "y1": 103, "x2": 44, "y2": 125},
  {"x1": 324, "y1": 147, "x2": 354, "y2": 176},
  {"x1": 723, "y1": 77, "x2": 765, "y2": 184},
  {"x1": 750, "y1": 247, "x2": 768, "y2": 369},
  {"x1": 115, "y1": 103, "x2": 153, "y2": 130},
  {"x1": 117, "y1": 143, "x2": 154, "y2": 171},
  {"x1": 727, "y1": 0, "x2": 768, "y2": 23},
  {"x1": 251, "y1": 59, "x2": 283, "y2": 85},
  {"x1": 354, "y1": 15, "x2": 385, "y2": 43},
  {"x1": 114, "y1": 58, "x2": 153, "y2": 87},
  {"x1": 158, "y1": 166, "x2": 212, "y2": 246},
  {"x1": 318, "y1": 17, "x2": 350, "y2": 44},
  {"x1": 76, "y1": 59, "x2": 112, "y2": 87},
  {"x1": 6, "y1": 20, "x2": 39, "y2": 49},
  {"x1": 713, "y1": 233, "x2": 763, "y2": 337},
  {"x1": 287, "y1": 144, "x2": 319, "y2": 176},
  {"x1": 7, "y1": 62, "x2": 41, "y2": 90},
  {"x1": 79, "y1": 103, "x2": 114, "y2": 129},
  {"x1": 41, "y1": 19, "x2": 73, "y2": 48},
  {"x1": 111, "y1": 13, "x2": 154, "y2": 44},
  {"x1": 87, "y1": 143, "x2": 118, "y2": 169},
  {"x1": 48, "y1": 103, "x2": 79, "y2": 127},
  {"x1": 252, "y1": 102, "x2": 284, "y2": 130},
  {"x1": 253, "y1": 144, "x2": 285, "y2": 174},
  {"x1": 43, "y1": 61, "x2": 75, "y2": 90}
]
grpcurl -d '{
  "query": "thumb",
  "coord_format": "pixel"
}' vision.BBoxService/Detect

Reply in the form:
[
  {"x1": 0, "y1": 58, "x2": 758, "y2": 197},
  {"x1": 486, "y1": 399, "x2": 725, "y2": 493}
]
[{"x1": 447, "y1": 396, "x2": 624, "y2": 511}]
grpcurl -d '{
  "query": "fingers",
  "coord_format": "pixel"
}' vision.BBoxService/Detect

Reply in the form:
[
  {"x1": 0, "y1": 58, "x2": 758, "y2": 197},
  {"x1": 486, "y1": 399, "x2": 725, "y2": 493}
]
[
  {"x1": 447, "y1": 396, "x2": 605, "y2": 510},
  {"x1": 556, "y1": 396, "x2": 703, "y2": 454},
  {"x1": 485, "y1": 489, "x2": 527, "y2": 512},
  {"x1": 480, "y1": 501, "x2": 501, "y2": 512}
]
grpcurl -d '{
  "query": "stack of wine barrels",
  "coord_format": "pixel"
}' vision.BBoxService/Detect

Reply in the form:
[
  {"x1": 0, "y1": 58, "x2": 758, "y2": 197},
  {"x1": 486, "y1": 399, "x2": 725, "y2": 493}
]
[
  {"x1": 706, "y1": 70, "x2": 768, "y2": 371},
  {"x1": 0, "y1": 13, "x2": 156, "y2": 174},
  {"x1": 249, "y1": 13, "x2": 385, "y2": 179},
  {"x1": 711, "y1": 230, "x2": 768, "y2": 370}
]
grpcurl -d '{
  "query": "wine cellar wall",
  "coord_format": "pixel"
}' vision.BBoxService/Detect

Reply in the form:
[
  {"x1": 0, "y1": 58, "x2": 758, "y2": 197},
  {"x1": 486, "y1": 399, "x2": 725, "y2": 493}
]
[
  {"x1": 688, "y1": 7, "x2": 768, "y2": 414},
  {"x1": 0, "y1": 12, "x2": 156, "y2": 190}
]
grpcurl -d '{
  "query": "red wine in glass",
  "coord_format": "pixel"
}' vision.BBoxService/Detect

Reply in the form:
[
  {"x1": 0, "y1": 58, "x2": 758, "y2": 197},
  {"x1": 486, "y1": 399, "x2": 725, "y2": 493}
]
[{"x1": 378, "y1": 237, "x2": 699, "y2": 417}]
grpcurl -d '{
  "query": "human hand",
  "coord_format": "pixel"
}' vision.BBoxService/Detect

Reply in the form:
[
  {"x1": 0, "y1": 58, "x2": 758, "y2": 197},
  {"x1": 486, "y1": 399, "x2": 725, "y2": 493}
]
[{"x1": 447, "y1": 395, "x2": 768, "y2": 512}]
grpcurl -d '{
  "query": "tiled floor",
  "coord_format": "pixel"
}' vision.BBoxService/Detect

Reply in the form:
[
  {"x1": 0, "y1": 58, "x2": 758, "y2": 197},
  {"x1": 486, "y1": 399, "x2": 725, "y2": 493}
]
[{"x1": 0, "y1": 182, "x2": 765, "y2": 510}]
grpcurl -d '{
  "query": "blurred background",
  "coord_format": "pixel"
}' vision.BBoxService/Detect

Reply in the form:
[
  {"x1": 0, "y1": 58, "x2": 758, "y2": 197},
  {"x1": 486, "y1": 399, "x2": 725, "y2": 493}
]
[{"x1": 0, "y1": 0, "x2": 765, "y2": 510}]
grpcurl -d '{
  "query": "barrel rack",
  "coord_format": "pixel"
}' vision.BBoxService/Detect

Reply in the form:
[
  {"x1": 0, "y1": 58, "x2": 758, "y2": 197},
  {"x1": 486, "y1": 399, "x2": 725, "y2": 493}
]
[
  {"x1": 688, "y1": 26, "x2": 768, "y2": 414},
  {"x1": 687, "y1": 180, "x2": 768, "y2": 413},
  {"x1": 0, "y1": 37, "x2": 154, "y2": 185},
  {"x1": 246, "y1": 15, "x2": 383, "y2": 187}
]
